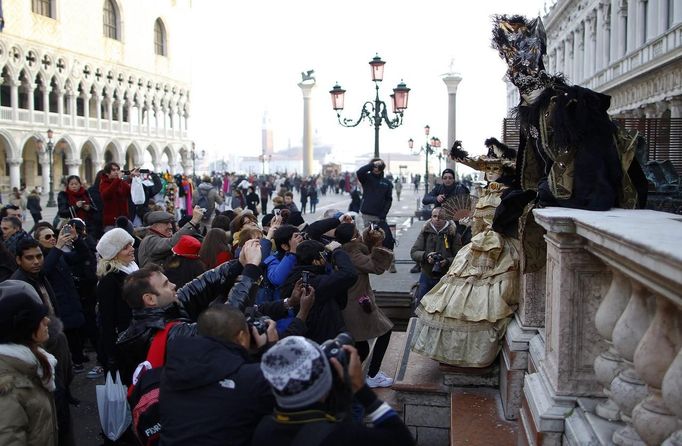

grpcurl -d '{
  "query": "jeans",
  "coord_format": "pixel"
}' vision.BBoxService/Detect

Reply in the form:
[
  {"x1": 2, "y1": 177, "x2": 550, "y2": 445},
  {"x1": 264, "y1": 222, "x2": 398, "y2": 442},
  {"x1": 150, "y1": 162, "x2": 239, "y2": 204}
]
[{"x1": 414, "y1": 272, "x2": 439, "y2": 305}]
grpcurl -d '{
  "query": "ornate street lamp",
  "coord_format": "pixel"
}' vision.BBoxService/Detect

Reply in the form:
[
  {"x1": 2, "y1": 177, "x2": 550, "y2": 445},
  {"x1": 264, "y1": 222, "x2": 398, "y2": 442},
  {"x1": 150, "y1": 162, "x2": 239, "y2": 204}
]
[
  {"x1": 409, "y1": 125, "x2": 441, "y2": 195},
  {"x1": 330, "y1": 54, "x2": 410, "y2": 159},
  {"x1": 44, "y1": 129, "x2": 56, "y2": 207},
  {"x1": 190, "y1": 142, "x2": 205, "y2": 182}
]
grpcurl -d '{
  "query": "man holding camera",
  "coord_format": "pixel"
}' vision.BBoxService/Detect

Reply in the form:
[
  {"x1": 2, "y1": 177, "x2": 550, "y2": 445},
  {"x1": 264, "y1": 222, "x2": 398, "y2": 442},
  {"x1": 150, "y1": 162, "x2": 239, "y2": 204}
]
[
  {"x1": 253, "y1": 336, "x2": 414, "y2": 446},
  {"x1": 356, "y1": 159, "x2": 396, "y2": 272},
  {"x1": 137, "y1": 207, "x2": 204, "y2": 267},
  {"x1": 99, "y1": 162, "x2": 134, "y2": 231},
  {"x1": 410, "y1": 207, "x2": 461, "y2": 305},
  {"x1": 159, "y1": 305, "x2": 278, "y2": 446}
]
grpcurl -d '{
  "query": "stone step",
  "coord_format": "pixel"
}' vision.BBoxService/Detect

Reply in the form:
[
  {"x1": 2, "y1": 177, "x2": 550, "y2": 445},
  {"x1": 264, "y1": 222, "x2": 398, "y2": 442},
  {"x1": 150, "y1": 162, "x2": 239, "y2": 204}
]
[{"x1": 450, "y1": 387, "x2": 518, "y2": 446}]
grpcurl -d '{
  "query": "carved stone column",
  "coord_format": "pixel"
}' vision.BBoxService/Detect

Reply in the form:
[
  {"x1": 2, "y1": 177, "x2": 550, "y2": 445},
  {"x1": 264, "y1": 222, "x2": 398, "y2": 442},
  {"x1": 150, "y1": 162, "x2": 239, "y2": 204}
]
[
  {"x1": 41, "y1": 86, "x2": 50, "y2": 126},
  {"x1": 8, "y1": 159, "x2": 21, "y2": 190},
  {"x1": 10, "y1": 79, "x2": 20, "y2": 121},
  {"x1": 631, "y1": 297, "x2": 682, "y2": 445},
  {"x1": 662, "y1": 345, "x2": 682, "y2": 445},
  {"x1": 65, "y1": 159, "x2": 81, "y2": 176},
  {"x1": 39, "y1": 153, "x2": 50, "y2": 195},
  {"x1": 610, "y1": 283, "x2": 653, "y2": 446}
]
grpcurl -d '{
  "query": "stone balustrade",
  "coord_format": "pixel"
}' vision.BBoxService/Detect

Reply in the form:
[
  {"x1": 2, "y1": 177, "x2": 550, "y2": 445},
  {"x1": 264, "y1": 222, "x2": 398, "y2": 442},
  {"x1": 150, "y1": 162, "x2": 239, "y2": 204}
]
[{"x1": 517, "y1": 208, "x2": 682, "y2": 446}]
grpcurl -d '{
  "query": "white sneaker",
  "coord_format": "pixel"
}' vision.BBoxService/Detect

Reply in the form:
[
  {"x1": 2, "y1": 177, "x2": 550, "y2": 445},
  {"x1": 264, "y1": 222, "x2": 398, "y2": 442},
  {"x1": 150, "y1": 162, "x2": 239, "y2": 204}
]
[{"x1": 366, "y1": 371, "x2": 394, "y2": 388}]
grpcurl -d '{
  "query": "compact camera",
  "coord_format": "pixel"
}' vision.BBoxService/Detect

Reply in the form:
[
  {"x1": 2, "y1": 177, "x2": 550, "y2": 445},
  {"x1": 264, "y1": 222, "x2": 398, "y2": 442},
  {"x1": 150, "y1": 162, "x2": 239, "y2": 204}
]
[
  {"x1": 321, "y1": 332, "x2": 354, "y2": 368},
  {"x1": 244, "y1": 307, "x2": 271, "y2": 336},
  {"x1": 431, "y1": 252, "x2": 445, "y2": 277}
]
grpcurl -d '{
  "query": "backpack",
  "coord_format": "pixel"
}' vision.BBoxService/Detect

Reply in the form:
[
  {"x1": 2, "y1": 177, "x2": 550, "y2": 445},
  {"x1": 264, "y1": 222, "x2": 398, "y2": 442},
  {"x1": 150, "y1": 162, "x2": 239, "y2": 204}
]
[
  {"x1": 195, "y1": 188, "x2": 212, "y2": 220},
  {"x1": 128, "y1": 321, "x2": 179, "y2": 446}
]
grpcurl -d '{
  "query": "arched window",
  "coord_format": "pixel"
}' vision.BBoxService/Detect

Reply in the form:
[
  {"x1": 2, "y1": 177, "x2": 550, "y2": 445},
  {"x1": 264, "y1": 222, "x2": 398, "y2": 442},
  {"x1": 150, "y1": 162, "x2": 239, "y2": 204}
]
[
  {"x1": 32, "y1": 0, "x2": 53, "y2": 18},
  {"x1": 103, "y1": 0, "x2": 119, "y2": 40},
  {"x1": 154, "y1": 19, "x2": 167, "y2": 56}
]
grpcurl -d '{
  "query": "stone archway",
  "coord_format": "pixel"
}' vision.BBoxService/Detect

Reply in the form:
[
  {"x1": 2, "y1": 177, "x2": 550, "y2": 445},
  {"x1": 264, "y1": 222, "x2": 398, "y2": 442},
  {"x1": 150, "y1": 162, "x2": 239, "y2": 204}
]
[
  {"x1": 143, "y1": 145, "x2": 157, "y2": 171},
  {"x1": 125, "y1": 143, "x2": 141, "y2": 171},
  {"x1": 20, "y1": 137, "x2": 45, "y2": 191},
  {"x1": 80, "y1": 141, "x2": 98, "y2": 184},
  {"x1": 103, "y1": 142, "x2": 119, "y2": 165}
]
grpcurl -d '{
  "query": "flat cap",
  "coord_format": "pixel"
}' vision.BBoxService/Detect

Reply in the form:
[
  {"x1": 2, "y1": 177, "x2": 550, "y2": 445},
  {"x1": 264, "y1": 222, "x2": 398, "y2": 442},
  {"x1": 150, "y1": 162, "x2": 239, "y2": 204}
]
[{"x1": 145, "y1": 211, "x2": 175, "y2": 225}]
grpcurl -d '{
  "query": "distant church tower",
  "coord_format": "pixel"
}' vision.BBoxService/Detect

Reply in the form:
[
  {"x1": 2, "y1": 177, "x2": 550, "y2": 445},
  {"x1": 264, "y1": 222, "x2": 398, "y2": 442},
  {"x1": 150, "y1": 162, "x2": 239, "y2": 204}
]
[{"x1": 262, "y1": 111, "x2": 274, "y2": 155}]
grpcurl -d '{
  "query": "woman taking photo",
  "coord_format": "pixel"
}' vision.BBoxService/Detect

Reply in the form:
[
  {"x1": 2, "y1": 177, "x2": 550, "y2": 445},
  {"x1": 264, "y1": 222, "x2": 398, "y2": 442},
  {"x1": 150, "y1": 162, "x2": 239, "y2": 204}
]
[
  {"x1": 0, "y1": 281, "x2": 57, "y2": 446},
  {"x1": 57, "y1": 175, "x2": 96, "y2": 230},
  {"x1": 95, "y1": 228, "x2": 138, "y2": 376}
]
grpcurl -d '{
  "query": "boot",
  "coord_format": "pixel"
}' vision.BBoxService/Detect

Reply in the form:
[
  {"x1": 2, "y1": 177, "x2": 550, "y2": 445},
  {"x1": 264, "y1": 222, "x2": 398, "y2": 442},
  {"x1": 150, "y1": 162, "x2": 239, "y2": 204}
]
[{"x1": 389, "y1": 261, "x2": 397, "y2": 273}]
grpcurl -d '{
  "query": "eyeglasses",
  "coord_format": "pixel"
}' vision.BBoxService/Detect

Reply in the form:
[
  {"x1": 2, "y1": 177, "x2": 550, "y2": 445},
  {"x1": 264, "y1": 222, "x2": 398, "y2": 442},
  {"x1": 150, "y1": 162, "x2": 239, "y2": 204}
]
[{"x1": 42, "y1": 233, "x2": 55, "y2": 240}]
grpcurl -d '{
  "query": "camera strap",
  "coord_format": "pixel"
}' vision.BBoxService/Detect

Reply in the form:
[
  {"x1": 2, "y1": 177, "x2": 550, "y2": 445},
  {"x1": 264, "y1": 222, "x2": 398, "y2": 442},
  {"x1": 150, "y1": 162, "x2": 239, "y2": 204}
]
[{"x1": 271, "y1": 409, "x2": 337, "y2": 446}]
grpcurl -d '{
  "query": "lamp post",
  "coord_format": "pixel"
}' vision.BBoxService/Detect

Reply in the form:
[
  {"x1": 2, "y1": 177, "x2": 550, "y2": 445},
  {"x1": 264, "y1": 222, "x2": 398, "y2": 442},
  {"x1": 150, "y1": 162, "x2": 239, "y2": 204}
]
[
  {"x1": 408, "y1": 125, "x2": 441, "y2": 196},
  {"x1": 45, "y1": 129, "x2": 56, "y2": 207},
  {"x1": 329, "y1": 54, "x2": 410, "y2": 159},
  {"x1": 190, "y1": 142, "x2": 205, "y2": 182}
]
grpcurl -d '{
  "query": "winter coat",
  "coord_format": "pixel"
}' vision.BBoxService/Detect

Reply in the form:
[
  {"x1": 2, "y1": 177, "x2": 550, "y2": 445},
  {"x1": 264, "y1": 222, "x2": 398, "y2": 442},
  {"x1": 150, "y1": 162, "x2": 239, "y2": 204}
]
[
  {"x1": 159, "y1": 336, "x2": 274, "y2": 446},
  {"x1": 99, "y1": 176, "x2": 131, "y2": 227},
  {"x1": 262, "y1": 252, "x2": 297, "y2": 302},
  {"x1": 192, "y1": 182, "x2": 224, "y2": 219},
  {"x1": 115, "y1": 261, "x2": 258, "y2": 385},
  {"x1": 410, "y1": 220, "x2": 461, "y2": 279},
  {"x1": 41, "y1": 247, "x2": 85, "y2": 330},
  {"x1": 280, "y1": 250, "x2": 358, "y2": 344},
  {"x1": 356, "y1": 163, "x2": 392, "y2": 219},
  {"x1": 246, "y1": 192, "x2": 260, "y2": 215},
  {"x1": 96, "y1": 270, "x2": 132, "y2": 370},
  {"x1": 3, "y1": 230, "x2": 31, "y2": 256},
  {"x1": 0, "y1": 345, "x2": 58, "y2": 446},
  {"x1": 341, "y1": 240, "x2": 394, "y2": 341},
  {"x1": 57, "y1": 188, "x2": 96, "y2": 222},
  {"x1": 26, "y1": 193, "x2": 42, "y2": 218},
  {"x1": 137, "y1": 224, "x2": 199, "y2": 267}
]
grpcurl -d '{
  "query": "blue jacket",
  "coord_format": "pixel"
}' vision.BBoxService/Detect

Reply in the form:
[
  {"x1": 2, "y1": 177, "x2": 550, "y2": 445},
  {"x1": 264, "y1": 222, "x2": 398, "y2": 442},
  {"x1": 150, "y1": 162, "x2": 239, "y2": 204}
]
[
  {"x1": 260, "y1": 252, "x2": 297, "y2": 303},
  {"x1": 356, "y1": 163, "x2": 393, "y2": 219}
]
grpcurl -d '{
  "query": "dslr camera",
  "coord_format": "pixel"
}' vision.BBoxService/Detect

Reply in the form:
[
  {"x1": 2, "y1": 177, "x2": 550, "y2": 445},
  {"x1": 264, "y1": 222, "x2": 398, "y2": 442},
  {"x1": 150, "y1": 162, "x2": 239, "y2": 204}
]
[
  {"x1": 244, "y1": 306, "x2": 271, "y2": 336},
  {"x1": 321, "y1": 332, "x2": 354, "y2": 368},
  {"x1": 430, "y1": 252, "x2": 445, "y2": 277}
]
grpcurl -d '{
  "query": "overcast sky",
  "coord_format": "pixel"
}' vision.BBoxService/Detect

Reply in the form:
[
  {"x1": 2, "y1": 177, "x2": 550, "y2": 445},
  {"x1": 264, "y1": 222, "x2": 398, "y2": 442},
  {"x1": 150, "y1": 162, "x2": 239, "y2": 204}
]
[{"x1": 190, "y1": 0, "x2": 546, "y2": 166}]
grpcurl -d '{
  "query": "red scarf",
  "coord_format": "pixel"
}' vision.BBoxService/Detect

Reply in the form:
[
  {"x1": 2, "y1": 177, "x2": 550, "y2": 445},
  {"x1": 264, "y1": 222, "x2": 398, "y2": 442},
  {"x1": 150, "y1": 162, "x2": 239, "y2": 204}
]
[{"x1": 65, "y1": 187, "x2": 91, "y2": 220}]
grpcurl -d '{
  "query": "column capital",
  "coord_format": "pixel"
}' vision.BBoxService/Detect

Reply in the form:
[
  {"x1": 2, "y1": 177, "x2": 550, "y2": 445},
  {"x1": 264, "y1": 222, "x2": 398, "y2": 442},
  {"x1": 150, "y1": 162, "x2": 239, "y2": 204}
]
[
  {"x1": 442, "y1": 74, "x2": 463, "y2": 94},
  {"x1": 65, "y1": 159, "x2": 82, "y2": 167},
  {"x1": 7, "y1": 158, "x2": 22, "y2": 166},
  {"x1": 298, "y1": 80, "x2": 316, "y2": 98}
]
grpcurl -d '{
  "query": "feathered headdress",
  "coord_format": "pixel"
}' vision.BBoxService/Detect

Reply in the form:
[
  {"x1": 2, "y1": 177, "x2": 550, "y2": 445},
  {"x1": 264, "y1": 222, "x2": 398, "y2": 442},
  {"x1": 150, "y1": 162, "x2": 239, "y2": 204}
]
[{"x1": 484, "y1": 137, "x2": 517, "y2": 160}]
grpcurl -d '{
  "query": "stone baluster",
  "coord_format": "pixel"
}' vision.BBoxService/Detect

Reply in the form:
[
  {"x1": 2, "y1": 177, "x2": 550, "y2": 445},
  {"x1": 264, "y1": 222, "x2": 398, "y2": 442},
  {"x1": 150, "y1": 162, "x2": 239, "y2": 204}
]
[
  {"x1": 631, "y1": 297, "x2": 682, "y2": 445},
  {"x1": 662, "y1": 342, "x2": 682, "y2": 445},
  {"x1": 610, "y1": 282, "x2": 654, "y2": 446},
  {"x1": 593, "y1": 268, "x2": 631, "y2": 421}
]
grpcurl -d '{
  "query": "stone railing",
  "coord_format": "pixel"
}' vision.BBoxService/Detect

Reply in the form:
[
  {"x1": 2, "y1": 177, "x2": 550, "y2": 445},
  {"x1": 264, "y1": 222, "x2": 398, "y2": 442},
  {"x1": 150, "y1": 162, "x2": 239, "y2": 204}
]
[{"x1": 517, "y1": 208, "x2": 682, "y2": 446}]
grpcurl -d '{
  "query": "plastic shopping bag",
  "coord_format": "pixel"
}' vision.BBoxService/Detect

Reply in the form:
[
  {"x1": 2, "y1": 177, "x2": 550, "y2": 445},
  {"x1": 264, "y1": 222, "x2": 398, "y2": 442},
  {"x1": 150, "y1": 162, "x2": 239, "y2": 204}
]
[
  {"x1": 131, "y1": 176, "x2": 146, "y2": 205},
  {"x1": 96, "y1": 371, "x2": 132, "y2": 441}
]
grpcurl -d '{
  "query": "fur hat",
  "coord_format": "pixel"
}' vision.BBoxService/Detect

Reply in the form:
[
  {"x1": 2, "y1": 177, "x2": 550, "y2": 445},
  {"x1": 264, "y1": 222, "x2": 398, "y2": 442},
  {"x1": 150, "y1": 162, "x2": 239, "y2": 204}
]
[
  {"x1": 97, "y1": 228, "x2": 134, "y2": 260},
  {"x1": 260, "y1": 336, "x2": 332, "y2": 409},
  {"x1": 172, "y1": 235, "x2": 201, "y2": 259},
  {"x1": 0, "y1": 283, "x2": 49, "y2": 343}
]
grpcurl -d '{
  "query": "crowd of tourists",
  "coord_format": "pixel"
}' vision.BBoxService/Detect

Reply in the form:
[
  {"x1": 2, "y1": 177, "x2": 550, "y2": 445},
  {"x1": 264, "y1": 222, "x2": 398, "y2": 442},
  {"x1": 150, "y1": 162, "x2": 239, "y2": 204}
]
[{"x1": 0, "y1": 159, "x2": 414, "y2": 446}]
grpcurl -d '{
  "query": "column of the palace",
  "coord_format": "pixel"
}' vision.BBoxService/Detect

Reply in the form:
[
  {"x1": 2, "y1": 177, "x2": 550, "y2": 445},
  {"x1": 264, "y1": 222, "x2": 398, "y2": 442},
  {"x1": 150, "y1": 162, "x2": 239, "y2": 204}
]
[
  {"x1": 636, "y1": 0, "x2": 647, "y2": 46},
  {"x1": 92, "y1": 160, "x2": 104, "y2": 175},
  {"x1": 442, "y1": 72, "x2": 462, "y2": 174},
  {"x1": 127, "y1": 100, "x2": 134, "y2": 136},
  {"x1": 154, "y1": 106, "x2": 160, "y2": 137},
  {"x1": 27, "y1": 83, "x2": 35, "y2": 123},
  {"x1": 669, "y1": 97, "x2": 682, "y2": 165},
  {"x1": 96, "y1": 95, "x2": 102, "y2": 130},
  {"x1": 10, "y1": 79, "x2": 19, "y2": 121},
  {"x1": 65, "y1": 159, "x2": 81, "y2": 176},
  {"x1": 107, "y1": 99, "x2": 113, "y2": 132},
  {"x1": 41, "y1": 86, "x2": 50, "y2": 126},
  {"x1": 82, "y1": 92, "x2": 91, "y2": 129},
  {"x1": 163, "y1": 105, "x2": 169, "y2": 138},
  {"x1": 658, "y1": 0, "x2": 669, "y2": 33},
  {"x1": 595, "y1": 9, "x2": 604, "y2": 72},
  {"x1": 68, "y1": 91, "x2": 77, "y2": 128},
  {"x1": 618, "y1": 3, "x2": 628, "y2": 57},
  {"x1": 566, "y1": 36, "x2": 574, "y2": 82},
  {"x1": 8, "y1": 159, "x2": 21, "y2": 190},
  {"x1": 559, "y1": 41, "x2": 567, "y2": 75},
  {"x1": 601, "y1": 3, "x2": 612, "y2": 69},
  {"x1": 117, "y1": 100, "x2": 124, "y2": 131},
  {"x1": 586, "y1": 14, "x2": 597, "y2": 79},
  {"x1": 609, "y1": 0, "x2": 619, "y2": 61},
  {"x1": 53, "y1": 89, "x2": 63, "y2": 129},
  {"x1": 298, "y1": 80, "x2": 315, "y2": 177},
  {"x1": 627, "y1": 0, "x2": 638, "y2": 53},
  {"x1": 646, "y1": 0, "x2": 659, "y2": 40},
  {"x1": 576, "y1": 24, "x2": 585, "y2": 82},
  {"x1": 169, "y1": 106, "x2": 176, "y2": 139},
  {"x1": 39, "y1": 153, "x2": 50, "y2": 194},
  {"x1": 146, "y1": 104, "x2": 152, "y2": 136}
]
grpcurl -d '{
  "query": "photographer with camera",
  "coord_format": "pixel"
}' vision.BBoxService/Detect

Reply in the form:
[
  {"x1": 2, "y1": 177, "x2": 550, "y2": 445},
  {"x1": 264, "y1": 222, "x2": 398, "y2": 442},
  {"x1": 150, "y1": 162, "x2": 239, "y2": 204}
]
[
  {"x1": 356, "y1": 159, "x2": 396, "y2": 273},
  {"x1": 116, "y1": 239, "x2": 264, "y2": 385},
  {"x1": 137, "y1": 207, "x2": 204, "y2": 267},
  {"x1": 159, "y1": 305, "x2": 278, "y2": 446},
  {"x1": 280, "y1": 240, "x2": 357, "y2": 345},
  {"x1": 253, "y1": 335, "x2": 414, "y2": 446},
  {"x1": 99, "y1": 162, "x2": 134, "y2": 231},
  {"x1": 410, "y1": 207, "x2": 461, "y2": 305}
]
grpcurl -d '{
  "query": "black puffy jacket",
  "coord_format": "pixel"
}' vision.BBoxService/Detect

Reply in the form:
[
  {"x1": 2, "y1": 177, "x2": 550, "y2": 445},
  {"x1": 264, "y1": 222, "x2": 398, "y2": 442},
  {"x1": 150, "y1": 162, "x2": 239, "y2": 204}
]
[
  {"x1": 115, "y1": 260, "x2": 261, "y2": 385},
  {"x1": 356, "y1": 163, "x2": 393, "y2": 219}
]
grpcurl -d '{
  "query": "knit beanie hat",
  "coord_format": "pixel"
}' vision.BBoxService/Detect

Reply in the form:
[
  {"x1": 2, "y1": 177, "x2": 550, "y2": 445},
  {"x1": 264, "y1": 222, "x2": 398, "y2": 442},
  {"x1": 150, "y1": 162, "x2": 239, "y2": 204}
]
[
  {"x1": 97, "y1": 228, "x2": 134, "y2": 260},
  {"x1": 335, "y1": 223, "x2": 356, "y2": 244},
  {"x1": 172, "y1": 235, "x2": 201, "y2": 259},
  {"x1": 0, "y1": 285, "x2": 49, "y2": 343},
  {"x1": 260, "y1": 336, "x2": 332, "y2": 409}
]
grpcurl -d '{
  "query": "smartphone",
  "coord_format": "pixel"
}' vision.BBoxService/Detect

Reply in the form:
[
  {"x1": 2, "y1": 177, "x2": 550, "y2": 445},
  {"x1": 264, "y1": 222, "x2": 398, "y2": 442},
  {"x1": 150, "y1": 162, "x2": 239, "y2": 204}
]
[
  {"x1": 301, "y1": 271, "x2": 310, "y2": 291},
  {"x1": 62, "y1": 224, "x2": 72, "y2": 235},
  {"x1": 273, "y1": 209, "x2": 281, "y2": 216}
]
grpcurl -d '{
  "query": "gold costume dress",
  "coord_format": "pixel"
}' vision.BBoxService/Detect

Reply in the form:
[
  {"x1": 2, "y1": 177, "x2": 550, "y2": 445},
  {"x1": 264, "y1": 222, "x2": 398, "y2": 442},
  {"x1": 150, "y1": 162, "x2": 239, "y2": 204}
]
[{"x1": 411, "y1": 181, "x2": 520, "y2": 367}]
